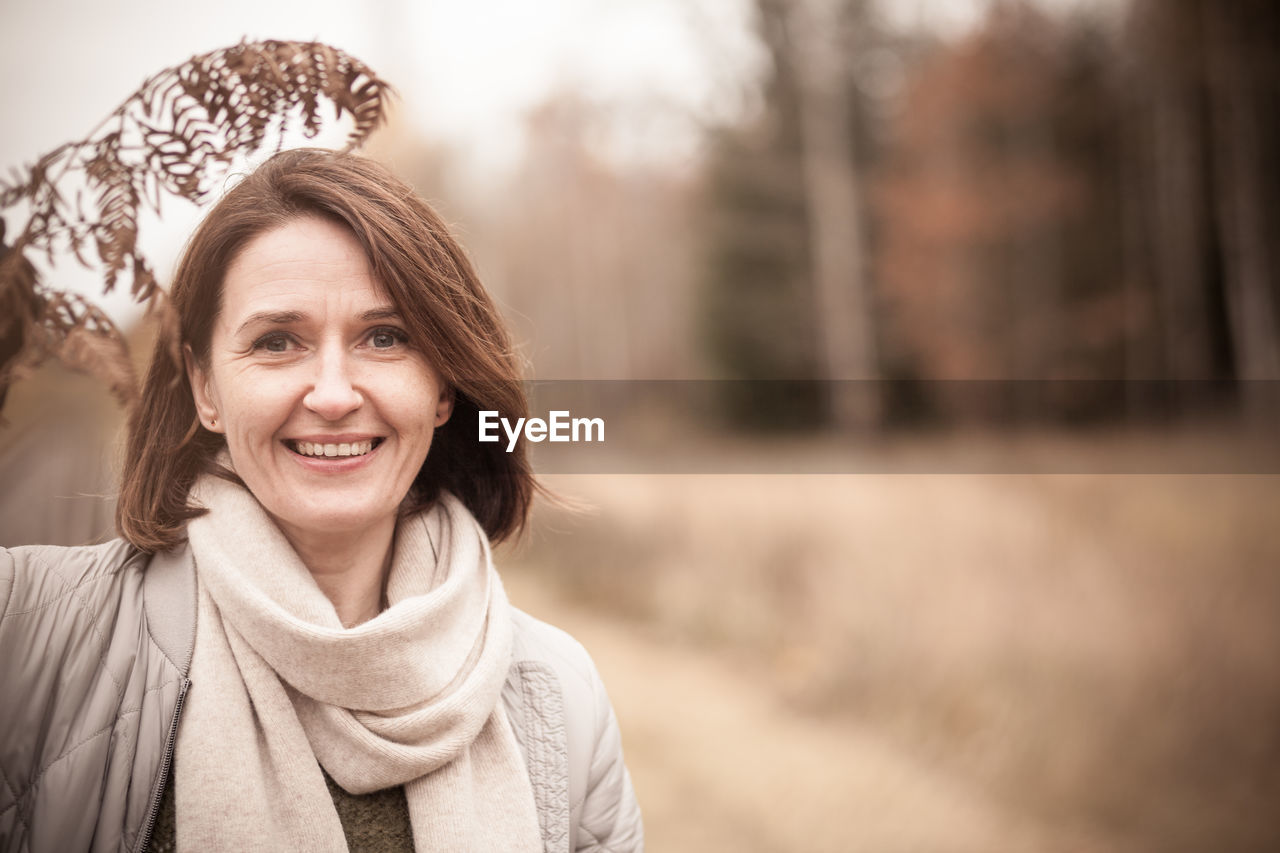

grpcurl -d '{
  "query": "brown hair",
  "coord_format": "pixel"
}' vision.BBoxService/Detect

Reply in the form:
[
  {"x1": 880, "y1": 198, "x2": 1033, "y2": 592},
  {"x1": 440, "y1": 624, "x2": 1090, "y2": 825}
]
[{"x1": 118, "y1": 148, "x2": 534, "y2": 551}]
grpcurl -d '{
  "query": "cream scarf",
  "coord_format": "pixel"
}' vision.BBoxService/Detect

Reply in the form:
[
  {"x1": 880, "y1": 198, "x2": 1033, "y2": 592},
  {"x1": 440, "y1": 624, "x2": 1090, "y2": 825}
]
[{"x1": 175, "y1": 473, "x2": 542, "y2": 852}]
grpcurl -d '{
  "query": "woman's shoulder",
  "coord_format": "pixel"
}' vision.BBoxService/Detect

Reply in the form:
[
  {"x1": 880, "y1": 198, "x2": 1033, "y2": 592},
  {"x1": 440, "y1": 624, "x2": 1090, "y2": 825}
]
[
  {"x1": 505, "y1": 606, "x2": 611, "y2": 773},
  {"x1": 505, "y1": 608, "x2": 620, "y2": 758},
  {"x1": 505, "y1": 607, "x2": 644, "y2": 851},
  {"x1": 1, "y1": 538, "x2": 145, "y2": 617},
  {"x1": 0, "y1": 539, "x2": 192, "y2": 852},
  {"x1": 509, "y1": 606, "x2": 600, "y2": 686},
  {"x1": 2, "y1": 538, "x2": 143, "y2": 579}
]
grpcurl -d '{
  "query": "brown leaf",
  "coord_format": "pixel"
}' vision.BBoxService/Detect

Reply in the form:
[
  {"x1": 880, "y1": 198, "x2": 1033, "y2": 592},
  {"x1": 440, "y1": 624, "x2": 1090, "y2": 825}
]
[{"x1": 0, "y1": 39, "x2": 391, "y2": 408}]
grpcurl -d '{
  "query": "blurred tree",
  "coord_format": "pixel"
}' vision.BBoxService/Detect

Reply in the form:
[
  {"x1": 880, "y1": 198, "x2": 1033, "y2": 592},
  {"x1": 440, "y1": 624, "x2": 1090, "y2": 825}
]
[
  {"x1": 1124, "y1": 0, "x2": 1226, "y2": 384},
  {"x1": 700, "y1": 0, "x2": 886, "y2": 430},
  {"x1": 1126, "y1": 0, "x2": 1280, "y2": 410},
  {"x1": 485, "y1": 92, "x2": 700, "y2": 380},
  {"x1": 702, "y1": 0, "x2": 1277, "y2": 427},
  {"x1": 875, "y1": 3, "x2": 1132, "y2": 420},
  {"x1": 790, "y1": 0, "x2": 881, "y2": 427}
]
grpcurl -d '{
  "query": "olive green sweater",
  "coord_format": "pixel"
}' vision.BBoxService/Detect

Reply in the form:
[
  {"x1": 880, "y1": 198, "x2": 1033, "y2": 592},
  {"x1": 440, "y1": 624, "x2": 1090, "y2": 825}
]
[{"x1": 148, "y1": 763, "x2": 413, "y2": 852}]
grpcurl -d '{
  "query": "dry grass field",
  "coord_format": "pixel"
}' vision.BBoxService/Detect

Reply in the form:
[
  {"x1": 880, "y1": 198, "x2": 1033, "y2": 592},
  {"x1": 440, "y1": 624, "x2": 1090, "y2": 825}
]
[{"x1": 500, "y1": 435, "x2": 1280, "y2": 851}]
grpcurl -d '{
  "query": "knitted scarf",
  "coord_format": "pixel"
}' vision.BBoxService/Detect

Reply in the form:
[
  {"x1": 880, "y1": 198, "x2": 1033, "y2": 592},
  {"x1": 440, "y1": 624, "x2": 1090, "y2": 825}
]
[{"x1": 175, "y1": 473, "x2": 542, "y2": 852}]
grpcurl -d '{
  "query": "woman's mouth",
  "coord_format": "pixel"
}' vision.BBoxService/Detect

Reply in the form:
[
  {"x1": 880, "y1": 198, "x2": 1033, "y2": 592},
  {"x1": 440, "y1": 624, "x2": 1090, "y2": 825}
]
[{"x1": 287, "y1": 438, "x2": 383, "y2": 458}]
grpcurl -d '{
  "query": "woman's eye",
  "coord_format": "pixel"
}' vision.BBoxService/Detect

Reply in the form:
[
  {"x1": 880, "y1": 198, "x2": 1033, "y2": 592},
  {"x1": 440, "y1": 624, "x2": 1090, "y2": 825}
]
[
  {"x1": 369, "y1": 328, "x2": 407, "y2": 349},
  {"x1": 254, "y1": 334, "x2": 292, "y2": 353}
]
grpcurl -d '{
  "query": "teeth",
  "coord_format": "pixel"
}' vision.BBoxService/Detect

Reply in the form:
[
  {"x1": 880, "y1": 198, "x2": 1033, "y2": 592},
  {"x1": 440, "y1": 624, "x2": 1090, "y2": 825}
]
[{"x1": 294, "y1": 439, "x2": 374, "y2": 457}]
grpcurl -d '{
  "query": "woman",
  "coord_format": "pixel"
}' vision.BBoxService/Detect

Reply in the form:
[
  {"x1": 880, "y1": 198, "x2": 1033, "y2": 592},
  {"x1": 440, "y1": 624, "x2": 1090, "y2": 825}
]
[{"x1": 0, "y1": 149, "x2": 643, "y2": 852}]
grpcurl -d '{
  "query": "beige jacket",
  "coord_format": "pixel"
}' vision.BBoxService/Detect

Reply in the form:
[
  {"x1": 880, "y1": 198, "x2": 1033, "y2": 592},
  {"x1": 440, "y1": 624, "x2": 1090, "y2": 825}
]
[{"x1": 0, "y1": 540, "x2": 642, "y2": 852}]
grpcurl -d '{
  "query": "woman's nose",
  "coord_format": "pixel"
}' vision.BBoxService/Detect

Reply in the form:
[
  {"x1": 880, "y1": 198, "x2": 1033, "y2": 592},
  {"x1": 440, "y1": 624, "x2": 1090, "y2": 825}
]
[{"x1": 303, "y1": 350, "x2": 363, "y2": 420}]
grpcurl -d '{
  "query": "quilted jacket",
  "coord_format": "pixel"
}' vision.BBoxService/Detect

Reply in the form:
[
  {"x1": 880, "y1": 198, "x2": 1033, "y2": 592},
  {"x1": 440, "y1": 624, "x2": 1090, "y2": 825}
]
[{"x1": 0, "y1": 540, "x2": 643, "y2": 852}]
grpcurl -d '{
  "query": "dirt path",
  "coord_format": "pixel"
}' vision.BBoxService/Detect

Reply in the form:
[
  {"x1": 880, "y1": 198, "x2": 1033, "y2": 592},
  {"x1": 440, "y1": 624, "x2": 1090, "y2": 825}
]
[{"x1": 504, "y1": 570, "x2": 1108, "y2": 853}]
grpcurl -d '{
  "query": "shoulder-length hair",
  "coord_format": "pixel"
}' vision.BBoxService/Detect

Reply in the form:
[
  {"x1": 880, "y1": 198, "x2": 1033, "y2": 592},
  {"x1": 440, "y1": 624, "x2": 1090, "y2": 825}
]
[{"x1": 118, "y1": 148, "x2": 534, "y2": 551}]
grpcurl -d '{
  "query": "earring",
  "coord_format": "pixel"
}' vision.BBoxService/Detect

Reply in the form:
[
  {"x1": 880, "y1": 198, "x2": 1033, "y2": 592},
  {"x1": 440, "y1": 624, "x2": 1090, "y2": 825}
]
[{"x1": 209, "y1": 416, "x2": 217, "y2": 428}]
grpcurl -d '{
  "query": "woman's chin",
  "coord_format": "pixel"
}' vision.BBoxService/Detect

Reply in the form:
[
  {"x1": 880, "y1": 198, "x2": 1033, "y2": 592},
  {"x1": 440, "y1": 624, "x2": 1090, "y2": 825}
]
[{"x1": 270, "y1": 504, "x2": 396, "y2": 545}]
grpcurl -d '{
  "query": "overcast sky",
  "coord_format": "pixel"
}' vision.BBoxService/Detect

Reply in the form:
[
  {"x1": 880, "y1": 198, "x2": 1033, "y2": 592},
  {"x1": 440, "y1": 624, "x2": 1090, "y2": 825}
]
[
  {"x1": 0, "y1": 0, "x2": 1125, "y2": 173},
  {"x1": 2, "y1": 0, "x2": 759, "y2": 174}
]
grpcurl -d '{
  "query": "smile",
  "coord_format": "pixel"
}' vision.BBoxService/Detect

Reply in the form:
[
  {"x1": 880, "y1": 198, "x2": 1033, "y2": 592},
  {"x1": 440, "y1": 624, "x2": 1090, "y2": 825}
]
[{"x1": 287, "y1": 438, "x2": 382, "y2": 458}]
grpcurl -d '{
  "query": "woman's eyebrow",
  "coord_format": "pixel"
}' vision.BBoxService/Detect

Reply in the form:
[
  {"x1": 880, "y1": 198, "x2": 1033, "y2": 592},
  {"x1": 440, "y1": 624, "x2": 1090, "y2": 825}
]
[
  {"x1": 235, "y1": 310, "x2": 305, "y2": 335},
  {"x1": 360, "y1": 307, "x2": 402, "y2": 322}
]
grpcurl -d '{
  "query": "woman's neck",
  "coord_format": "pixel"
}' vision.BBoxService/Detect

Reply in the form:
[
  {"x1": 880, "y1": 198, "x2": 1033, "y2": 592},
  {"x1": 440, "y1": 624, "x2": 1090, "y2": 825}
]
[{"x1": 276, "y1": 515, "x2": 396, "y2": 628}]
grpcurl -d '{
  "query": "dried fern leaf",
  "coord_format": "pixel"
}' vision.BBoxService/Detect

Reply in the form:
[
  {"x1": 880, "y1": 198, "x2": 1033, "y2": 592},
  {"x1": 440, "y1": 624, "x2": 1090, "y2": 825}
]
[
  {"x1": 0, "y1": 39, "x2": 391, "y2": 411},
  {"x1": 39, "y1": 290, "x2": 139, "y2": 408}
]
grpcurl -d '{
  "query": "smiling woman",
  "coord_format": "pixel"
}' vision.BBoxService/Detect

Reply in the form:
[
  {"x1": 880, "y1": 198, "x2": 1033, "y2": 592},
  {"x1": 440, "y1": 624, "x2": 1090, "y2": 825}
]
[{"x1": 0, "y1": 150, "x2": 643, "y2": 852}]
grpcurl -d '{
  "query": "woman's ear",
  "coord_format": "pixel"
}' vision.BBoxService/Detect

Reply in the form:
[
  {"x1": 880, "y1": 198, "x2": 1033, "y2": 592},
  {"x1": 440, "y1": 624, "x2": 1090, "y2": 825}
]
[
  {"x1": 434, "y1": 385, "x2": 455, "y2": 427},
  {"x1": 184, "y1": 345, "x2": 223, "y2": 433}
]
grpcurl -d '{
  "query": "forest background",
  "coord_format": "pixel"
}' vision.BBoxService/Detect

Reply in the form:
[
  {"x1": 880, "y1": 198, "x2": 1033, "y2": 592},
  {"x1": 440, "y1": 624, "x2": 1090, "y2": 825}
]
[{"x1": 2, "y1": 0, "x2": 1278, "y2": 849}]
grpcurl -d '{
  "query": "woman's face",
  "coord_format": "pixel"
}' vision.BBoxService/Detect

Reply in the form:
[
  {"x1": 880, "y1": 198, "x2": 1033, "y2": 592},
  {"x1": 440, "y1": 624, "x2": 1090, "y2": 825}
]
[{"x1": 187, "y1": 215, "x2": 453, "y2": 545}]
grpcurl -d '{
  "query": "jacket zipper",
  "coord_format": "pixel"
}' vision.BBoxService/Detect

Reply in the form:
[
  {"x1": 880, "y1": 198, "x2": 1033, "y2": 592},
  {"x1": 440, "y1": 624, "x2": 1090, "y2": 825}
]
[{"x1": 135, "y1": 677, "x2": 190, "y2": 853}]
